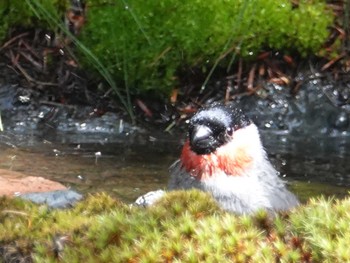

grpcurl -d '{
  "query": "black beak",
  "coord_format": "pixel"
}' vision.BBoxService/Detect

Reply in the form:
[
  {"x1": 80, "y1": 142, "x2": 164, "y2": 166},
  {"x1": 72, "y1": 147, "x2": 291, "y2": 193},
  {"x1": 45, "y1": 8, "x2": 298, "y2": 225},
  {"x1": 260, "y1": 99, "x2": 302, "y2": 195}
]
[{"x1": 189, "y1": 125, "x2": 214, "y2": 155}]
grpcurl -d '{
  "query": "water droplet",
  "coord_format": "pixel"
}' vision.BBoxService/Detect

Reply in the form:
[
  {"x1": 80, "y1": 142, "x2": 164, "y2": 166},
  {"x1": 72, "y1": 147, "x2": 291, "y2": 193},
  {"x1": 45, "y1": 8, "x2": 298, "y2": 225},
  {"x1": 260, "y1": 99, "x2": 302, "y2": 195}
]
[
  {"x1": 149, "y1": 136, "x2": 157, "y2": 142},
  {"x1": 119, "y1": 119, "x2": 124, "y2": 133},
  {"x1": 53, "y1": 149, "x2": 60, "y2": 156}
]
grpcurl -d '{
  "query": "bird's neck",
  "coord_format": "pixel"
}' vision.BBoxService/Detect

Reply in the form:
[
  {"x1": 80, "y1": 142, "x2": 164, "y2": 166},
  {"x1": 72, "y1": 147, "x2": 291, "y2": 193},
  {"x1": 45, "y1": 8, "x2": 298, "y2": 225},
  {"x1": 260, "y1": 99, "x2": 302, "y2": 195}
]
[
  {"x1": 180, "y1": 140, "x2": 253, "y2": 180},
  {"x1": 180, "y1": 124, "x2": 263, "y2": 180}
]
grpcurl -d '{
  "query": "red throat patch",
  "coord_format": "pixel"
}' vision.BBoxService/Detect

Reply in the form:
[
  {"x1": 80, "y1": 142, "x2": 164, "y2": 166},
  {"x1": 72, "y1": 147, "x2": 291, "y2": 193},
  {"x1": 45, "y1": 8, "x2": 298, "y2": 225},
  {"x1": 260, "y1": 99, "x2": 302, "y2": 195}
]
[{"x1": 180, "y1": 140, "x2": 253, "y2": 180}]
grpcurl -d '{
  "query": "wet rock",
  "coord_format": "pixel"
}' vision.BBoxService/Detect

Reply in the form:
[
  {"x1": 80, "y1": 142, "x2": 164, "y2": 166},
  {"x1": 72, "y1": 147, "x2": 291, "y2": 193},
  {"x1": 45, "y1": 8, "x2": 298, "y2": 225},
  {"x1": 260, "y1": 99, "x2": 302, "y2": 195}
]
[
  {"x1": 0, "y1": 169, "x2": 82, "y2": 208},
  {"x1": 0, "y1": 170, "x2": 67, "y2": 195},
  {"x1": 0, "y1": 84, "x2": 142, "y2": 145},
  {"x1": 21, "y1": 190, "x2": 82, "y2": 209},
  {"x1": 134, "y1": 189, "x2": 165, "y2": 207},
  {"x1": 329, "y1": 111, "x2": 349, "y2": 130},
  {"x1": 235, "y1": 79, "x2": 350, "y2": 137}
]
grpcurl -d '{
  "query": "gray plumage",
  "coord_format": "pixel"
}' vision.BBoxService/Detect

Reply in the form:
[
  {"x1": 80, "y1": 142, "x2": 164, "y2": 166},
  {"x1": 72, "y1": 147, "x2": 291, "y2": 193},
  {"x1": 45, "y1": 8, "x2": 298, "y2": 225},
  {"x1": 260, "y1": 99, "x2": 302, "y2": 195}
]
[{"x1": 136, "y1": 104, "x2": 299, "y2": 214}]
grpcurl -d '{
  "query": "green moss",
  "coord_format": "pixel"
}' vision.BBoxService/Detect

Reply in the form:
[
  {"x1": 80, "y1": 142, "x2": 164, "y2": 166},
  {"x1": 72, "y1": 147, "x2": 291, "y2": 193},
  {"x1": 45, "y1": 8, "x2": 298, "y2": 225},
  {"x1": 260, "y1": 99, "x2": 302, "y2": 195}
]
[
  {"x1": 0, "y1": 1, "x2": 335, "y2": 99},
  {"x1": 290, "y1": 197, "x2": 350, "y2": 262},
  {"x1": 79, "y1": 0, "x2": 334, "y2": 95},
  {"x1": 1, "y1": 190, "x2": 350, "y2": 262},
  {"x1": 0, "y1": 1, "x2": 69, "y2": 41}
]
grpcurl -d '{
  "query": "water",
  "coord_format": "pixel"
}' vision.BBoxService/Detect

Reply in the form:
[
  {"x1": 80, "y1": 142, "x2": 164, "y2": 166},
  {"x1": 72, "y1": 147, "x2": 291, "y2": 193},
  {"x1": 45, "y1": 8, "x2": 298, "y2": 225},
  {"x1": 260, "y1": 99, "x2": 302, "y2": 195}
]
[
  {"x1": 1, "y1": 78, "x2": 350, "y2": 205},
  {"x1": 0, "y1": 130, "x2": 349, "y2": 204},
  {"x1": 262, "y1": 132, "x2": 350, "y2": 202},
  {"x1": 0, "y1": 132, "x2": 178, "y2": 203}
]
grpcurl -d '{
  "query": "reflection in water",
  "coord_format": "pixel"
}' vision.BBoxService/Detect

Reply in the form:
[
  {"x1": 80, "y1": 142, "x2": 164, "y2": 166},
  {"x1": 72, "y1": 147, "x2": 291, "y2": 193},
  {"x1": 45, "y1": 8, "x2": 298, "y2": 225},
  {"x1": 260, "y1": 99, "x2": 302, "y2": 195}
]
[{"x1": 0, "y1": 131, "x2": 349, "y2": 204}]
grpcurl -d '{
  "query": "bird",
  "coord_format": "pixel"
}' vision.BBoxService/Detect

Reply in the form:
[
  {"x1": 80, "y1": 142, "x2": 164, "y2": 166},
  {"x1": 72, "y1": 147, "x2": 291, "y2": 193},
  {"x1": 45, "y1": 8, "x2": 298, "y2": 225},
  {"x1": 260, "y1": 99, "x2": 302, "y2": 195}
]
[{"x1": 135, "y1": 103, "x2": 299, "y2": 214}]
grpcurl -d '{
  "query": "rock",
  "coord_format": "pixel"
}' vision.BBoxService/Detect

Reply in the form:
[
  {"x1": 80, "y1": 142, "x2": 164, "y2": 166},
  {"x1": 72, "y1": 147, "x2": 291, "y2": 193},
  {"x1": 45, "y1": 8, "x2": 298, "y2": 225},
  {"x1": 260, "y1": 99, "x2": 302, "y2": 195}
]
[
  {"x1": 0, "y1": 169, "x2": 82, "y2": 208},
  {"x1": 21, "y1": 190, "x2": 82, "y2": 209},
  {"x1": 134, "y1": 189, "x2": 165, "y2": 207},
  {"x1": 0, "y1": 170, "x2": 67, "y2": 196}
]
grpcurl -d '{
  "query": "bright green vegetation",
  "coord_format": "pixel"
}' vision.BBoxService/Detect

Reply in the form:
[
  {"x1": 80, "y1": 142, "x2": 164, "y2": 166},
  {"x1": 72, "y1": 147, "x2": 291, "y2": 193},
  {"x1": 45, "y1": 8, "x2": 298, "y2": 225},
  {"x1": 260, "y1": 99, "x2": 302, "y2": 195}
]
[
  {"x1": 1, "y1": 190, "x2": 350, "y2": 262},
  {"x1": 0, "y1": 1, "x2": 335, "y2": 102},
  {"x1": 80, "y1": 0, "x2": 334, "y2": 95},
  {"x1": 0, "y1": 1, "x2": 68, "y2": 41}
]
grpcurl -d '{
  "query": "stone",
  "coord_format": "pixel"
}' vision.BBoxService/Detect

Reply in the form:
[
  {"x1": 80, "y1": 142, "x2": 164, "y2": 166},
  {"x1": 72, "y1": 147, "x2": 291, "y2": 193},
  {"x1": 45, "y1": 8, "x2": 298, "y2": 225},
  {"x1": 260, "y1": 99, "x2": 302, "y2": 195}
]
[
  {"x1": 0, "y1": 169, "x2": 67, "y2": 196},
  {"x1": 0, "y1": 169, "x2": 82, "y2": 208}
]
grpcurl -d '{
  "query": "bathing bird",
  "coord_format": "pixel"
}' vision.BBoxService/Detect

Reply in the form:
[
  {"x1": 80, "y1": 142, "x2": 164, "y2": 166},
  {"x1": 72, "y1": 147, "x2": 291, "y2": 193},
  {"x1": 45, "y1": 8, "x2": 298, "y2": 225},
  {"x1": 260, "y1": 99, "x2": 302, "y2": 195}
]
[{"x1": 136, "y1": 103, "x2": 299, "y2": 214}]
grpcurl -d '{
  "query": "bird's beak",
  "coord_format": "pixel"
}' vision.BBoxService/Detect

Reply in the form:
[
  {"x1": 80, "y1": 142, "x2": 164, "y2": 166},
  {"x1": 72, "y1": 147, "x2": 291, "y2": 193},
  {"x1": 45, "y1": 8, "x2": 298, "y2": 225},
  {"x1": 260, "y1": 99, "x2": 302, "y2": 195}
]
[{"x1": 190, "y1": 125, "x2": 213, "y2": 154}]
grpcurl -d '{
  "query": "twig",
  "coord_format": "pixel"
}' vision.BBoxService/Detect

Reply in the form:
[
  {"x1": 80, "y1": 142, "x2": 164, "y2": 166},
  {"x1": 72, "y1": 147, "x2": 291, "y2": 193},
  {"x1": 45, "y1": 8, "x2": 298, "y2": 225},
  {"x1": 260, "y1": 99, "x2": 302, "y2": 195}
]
[
  {"x1": 39, "y1": 101, "x2": 77, "y2": 109},
  {"x1": 0, "y1": 32, "x2": 30, "y2": 52},
  {"x1": 1, "y1": 210, "x2": 28, "y2": 217},
  {"x1": 15, "y1": 62, "x2": 58, "y2": 87},
  {"x1": 247, "y1": 63, "x2": 256, "y2": 92},
  {"x1": 10, "y1": 50, "x2": 58, "y2": 86},
  {"x1": 19, "y1": 51, "x2": 43, "y2": 72},
  {"x1": 237, "y1": 58, "x2": 242, "y2": 90},
  {"x1": 321, "y1": 53, "x2": 346, "y2": 71},
  {"x1": 18, "y1": 39, "x2": 42, "y2": 60}
]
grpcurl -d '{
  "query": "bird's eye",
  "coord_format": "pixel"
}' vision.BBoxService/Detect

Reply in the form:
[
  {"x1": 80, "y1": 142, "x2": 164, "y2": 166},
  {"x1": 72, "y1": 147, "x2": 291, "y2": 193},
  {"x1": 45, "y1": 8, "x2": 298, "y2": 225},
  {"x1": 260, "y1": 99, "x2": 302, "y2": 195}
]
[{"x1": 227, "y1": 127, "x2": 233, "y2": 136}]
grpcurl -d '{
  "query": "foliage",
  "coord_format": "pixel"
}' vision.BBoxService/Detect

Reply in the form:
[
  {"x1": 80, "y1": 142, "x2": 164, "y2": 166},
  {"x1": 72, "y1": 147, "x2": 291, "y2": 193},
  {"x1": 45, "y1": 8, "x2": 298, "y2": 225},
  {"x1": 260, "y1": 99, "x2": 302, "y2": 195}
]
[
  {"x1": 79, "y1": 0, "x2": 334, "y2": 95},
  {"x1": 0, "y1": 0, "x2": 68, "y2": 41},
  {"x1": 1, "y1": 190, "x2": 350, "y2": 262},
  {"x1": 0, "y1": 0, "x2": 135, "y2": 121},
  {"x1": 0, "y1": 0, "x2": 335, "y2": 113}
]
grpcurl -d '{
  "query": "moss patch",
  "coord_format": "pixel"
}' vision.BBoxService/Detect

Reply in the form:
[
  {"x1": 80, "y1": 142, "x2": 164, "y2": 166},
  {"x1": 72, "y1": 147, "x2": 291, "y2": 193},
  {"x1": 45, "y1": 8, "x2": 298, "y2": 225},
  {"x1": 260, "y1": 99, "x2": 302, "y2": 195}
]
[
  {"x1": 1, "y1": 190, "x2": 350, "y2": 262},
  {"x1": 79, "y1": 0, "x2": 334, "y2": 95},
  {"x1": 0, "y1": 1, "x2": 68, "y2": 41}
]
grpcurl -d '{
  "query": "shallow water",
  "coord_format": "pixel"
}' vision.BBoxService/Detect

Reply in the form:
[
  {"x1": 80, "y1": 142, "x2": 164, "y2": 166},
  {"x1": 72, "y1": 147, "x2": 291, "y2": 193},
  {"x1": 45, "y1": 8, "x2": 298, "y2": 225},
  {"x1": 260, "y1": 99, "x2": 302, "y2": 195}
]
[
  {"x1": 0, "y1": 131, "x2": 349, "y2": 204},
  {"x1": 1, "y1": 77, "x2": 349, "y2": 204},
  {"x1": 0, "y1": 138, "x2": 174, "y2": 203}
]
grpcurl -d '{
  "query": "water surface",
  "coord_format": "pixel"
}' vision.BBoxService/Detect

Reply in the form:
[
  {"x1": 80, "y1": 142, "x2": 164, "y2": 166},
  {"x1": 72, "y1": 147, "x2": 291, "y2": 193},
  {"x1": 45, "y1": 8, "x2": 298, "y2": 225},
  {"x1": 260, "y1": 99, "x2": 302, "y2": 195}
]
[{"x1": 0, "y1": 131, "x2": 349, "y2": 204}]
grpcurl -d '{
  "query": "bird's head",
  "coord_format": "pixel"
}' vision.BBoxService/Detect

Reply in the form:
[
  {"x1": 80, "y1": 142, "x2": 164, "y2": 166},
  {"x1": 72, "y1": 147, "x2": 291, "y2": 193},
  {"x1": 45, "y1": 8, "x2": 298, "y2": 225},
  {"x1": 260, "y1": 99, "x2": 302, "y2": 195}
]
[
  {"x1": 187, "y1": 104, "x2": 251, "y2": 155},
  {"x1": 180, "y1": 104, "x2": 263, "y2": 179}
]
